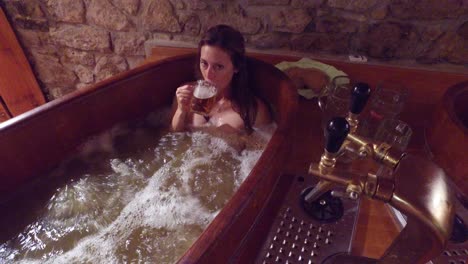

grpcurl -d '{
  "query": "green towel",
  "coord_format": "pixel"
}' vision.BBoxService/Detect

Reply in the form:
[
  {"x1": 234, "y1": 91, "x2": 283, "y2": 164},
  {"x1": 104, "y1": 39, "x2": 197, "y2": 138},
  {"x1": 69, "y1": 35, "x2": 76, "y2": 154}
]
[{"x1": 276, "y1": 58, "x2": 347, "y2": 99}]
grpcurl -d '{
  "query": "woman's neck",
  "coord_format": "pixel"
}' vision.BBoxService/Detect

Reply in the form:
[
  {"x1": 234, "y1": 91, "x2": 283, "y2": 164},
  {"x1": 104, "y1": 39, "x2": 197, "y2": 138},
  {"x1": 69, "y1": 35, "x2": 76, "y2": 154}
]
[{"x1": 217, "y1": 87, "x2": 232, "y2": 101}]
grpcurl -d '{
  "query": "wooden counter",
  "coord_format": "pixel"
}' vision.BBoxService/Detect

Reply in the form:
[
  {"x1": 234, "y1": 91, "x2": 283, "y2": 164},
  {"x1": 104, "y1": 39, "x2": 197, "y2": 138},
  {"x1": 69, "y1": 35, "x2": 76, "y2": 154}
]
[{"x1": 263, "y1": 55, "x2": 467, "y2": 259}]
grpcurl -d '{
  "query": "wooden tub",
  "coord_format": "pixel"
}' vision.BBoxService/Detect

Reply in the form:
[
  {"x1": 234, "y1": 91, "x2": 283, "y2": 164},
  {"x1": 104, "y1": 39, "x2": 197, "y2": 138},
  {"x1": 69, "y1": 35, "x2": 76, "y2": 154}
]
[{"x1": 0, "y1": 54, "x2": 297, "y2": 262}]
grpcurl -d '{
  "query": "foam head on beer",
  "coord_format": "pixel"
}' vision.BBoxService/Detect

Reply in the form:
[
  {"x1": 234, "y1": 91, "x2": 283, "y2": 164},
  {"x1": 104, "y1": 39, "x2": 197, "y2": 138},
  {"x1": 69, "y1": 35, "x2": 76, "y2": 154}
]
[
  {"x1": 193, "y1": 80, "x2": 217, "y2": 99},
  {"x1": 191, "y1": 80, "x2": 217, "y2": 116}
]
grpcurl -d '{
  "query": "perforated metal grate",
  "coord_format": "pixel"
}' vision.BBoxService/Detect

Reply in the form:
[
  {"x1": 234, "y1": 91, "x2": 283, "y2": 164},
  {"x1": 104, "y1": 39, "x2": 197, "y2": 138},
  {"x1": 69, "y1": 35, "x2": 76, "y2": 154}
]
[{"x1": 255, "y1": 175, "x2": 360, "y2": 264}]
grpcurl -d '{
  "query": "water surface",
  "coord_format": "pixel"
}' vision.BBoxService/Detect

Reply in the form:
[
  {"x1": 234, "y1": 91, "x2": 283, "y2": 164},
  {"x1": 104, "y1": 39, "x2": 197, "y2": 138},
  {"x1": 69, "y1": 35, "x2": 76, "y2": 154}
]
[{"x1": 0, "y1": 111, "x2": 275, "y2": 263}]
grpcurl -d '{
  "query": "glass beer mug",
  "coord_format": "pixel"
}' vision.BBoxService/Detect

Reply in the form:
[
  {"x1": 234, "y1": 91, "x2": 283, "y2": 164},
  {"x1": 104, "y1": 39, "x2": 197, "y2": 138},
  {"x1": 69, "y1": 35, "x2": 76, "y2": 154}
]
[{"x1": 191, "y1": 80, "x2": 218, "y2": 116}]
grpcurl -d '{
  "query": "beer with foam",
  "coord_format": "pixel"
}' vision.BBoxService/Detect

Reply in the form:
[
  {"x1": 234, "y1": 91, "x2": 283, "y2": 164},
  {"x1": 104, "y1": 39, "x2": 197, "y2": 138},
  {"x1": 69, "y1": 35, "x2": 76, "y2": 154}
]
[{"x1": 191, "y1": 80, "x2": 217, "y2": 116}]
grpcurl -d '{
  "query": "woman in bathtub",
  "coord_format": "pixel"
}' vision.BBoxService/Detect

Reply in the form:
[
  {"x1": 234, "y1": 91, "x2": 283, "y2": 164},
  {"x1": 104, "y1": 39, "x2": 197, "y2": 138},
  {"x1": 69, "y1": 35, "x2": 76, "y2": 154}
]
[{"x1": 171, "y1": 24, "x2": 272, "y2": 135}]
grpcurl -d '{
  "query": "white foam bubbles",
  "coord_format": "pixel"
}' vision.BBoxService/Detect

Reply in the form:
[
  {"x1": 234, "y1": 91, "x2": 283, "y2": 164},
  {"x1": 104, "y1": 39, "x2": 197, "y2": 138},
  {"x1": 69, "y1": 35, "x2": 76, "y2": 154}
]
[
  {"x1": 1, "y1": 115, "x2": 276, "y2": 264},
  {"x1": 193, "y1": 80, "x2": 217, "y2": 99}
]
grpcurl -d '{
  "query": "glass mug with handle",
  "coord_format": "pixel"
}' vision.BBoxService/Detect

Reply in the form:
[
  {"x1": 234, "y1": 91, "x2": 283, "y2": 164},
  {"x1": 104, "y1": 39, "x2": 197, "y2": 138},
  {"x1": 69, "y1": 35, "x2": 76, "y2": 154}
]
[{"x1": 190, "y1": 80, "x2": 218, "y2": 116}]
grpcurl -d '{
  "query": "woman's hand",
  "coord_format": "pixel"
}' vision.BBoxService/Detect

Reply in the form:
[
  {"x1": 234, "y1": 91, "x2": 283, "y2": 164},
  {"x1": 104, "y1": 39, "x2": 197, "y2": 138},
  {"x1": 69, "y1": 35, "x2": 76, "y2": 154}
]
[
  {"x1": 171, "y1": 83, "x2": 195, "y2": 131},
  {"x1": 175, "y1": 84, "x2": 194, "y2": 113}
]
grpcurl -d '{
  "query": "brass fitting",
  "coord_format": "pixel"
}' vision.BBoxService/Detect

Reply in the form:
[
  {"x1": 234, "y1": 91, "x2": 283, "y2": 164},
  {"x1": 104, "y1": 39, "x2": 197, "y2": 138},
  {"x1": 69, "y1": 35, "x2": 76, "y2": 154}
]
[{"x1": 318, "y1": 150, "x2": 337, "y2": 175}]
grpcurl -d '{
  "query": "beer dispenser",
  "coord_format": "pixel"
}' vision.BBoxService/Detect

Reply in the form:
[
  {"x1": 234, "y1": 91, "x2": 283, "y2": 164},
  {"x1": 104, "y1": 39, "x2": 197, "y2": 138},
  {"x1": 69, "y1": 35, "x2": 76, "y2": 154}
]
[{"x1": 302, "y1": 83, "x2": 456, "y2": 263}]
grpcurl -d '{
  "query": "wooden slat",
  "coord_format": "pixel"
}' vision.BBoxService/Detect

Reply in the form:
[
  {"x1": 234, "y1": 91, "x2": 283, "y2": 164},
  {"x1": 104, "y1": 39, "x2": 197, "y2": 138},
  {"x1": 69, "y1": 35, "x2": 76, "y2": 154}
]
[
  {"x1": 0, "y1": 97, "x2": 11, "y2": 122},
  {"x1": 0, "y1": 7, "x2": 45, "y2": 117},
  {"x1": 149, "y1": 46, "x2": 197, "y2": 64}
]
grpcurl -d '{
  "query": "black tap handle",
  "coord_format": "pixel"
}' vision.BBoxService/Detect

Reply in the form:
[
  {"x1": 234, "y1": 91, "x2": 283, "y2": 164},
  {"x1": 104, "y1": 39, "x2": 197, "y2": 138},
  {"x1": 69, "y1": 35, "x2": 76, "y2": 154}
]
[
  {"x1": 325, "y1": 117, "x2": 350, "y2": 153},
  {"x1": 349, "y1": 82, "x2": 371, "y2": 114}
]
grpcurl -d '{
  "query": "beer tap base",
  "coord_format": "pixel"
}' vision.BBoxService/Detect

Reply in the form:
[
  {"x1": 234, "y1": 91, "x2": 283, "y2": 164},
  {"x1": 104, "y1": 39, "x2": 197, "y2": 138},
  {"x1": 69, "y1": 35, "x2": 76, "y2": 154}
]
[{"x1": 300, "y1": 186, "x2": 344, "y2": 223}]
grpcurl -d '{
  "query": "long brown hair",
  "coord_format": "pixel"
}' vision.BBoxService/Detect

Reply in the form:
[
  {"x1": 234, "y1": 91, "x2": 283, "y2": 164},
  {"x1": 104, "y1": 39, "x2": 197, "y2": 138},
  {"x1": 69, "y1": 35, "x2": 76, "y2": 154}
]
[{"x1": 196, "y1": 24, "x2": 257, "y2": 133}]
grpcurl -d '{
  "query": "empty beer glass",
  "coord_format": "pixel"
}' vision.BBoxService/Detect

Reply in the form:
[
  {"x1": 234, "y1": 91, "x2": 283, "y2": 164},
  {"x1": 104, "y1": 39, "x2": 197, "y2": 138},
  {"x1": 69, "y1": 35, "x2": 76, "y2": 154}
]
[
  {"x1": 362, "y1": 80, "x2": 409, "y2": 138},
  {"x1": 191, "y1": 80, "x2": 218, "y2": 116},
  {"x1": 375, "y1": 119, "x2": 412, "y2": 151},
  {"x1": 374, "y1": 119, "x2": 412, "y2": 178},
  {"x1": 318, "y1": 76, "x2": 353, "y2": 132}
]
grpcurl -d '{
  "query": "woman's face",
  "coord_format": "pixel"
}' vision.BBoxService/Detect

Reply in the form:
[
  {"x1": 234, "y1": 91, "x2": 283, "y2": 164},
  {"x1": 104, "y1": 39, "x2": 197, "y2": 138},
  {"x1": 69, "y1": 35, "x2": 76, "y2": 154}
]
[{"x1": 199, "y1": 45, "x2": 237, "y2": 95}]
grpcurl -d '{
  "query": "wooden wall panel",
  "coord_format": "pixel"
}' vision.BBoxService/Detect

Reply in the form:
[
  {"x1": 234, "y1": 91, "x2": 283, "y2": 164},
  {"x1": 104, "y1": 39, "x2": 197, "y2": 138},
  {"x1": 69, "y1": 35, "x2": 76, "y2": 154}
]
[{"x1": 0, "y1": 7, "x2": 45, "y2": 119}]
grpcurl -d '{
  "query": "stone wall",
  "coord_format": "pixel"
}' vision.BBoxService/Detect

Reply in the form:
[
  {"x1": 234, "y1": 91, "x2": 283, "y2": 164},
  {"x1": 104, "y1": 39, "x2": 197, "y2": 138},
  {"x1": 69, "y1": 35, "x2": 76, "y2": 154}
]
[{"x1": 1, "y1": 0, "x2": 467, "y2": 100}]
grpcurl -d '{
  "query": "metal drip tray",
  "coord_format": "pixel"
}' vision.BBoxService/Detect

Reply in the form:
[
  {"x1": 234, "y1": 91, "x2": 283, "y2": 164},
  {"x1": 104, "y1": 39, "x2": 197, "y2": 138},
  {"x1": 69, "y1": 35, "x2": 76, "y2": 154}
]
[{"x1": 255, "y1": 175, "x2": 360, "y2": 264}]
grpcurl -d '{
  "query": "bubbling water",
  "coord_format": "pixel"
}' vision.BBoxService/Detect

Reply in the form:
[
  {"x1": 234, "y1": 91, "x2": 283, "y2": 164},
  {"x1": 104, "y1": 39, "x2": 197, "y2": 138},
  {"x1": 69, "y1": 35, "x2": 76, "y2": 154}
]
[{"x1": 0, "y1": 109, "x2": 276, "y2": 264}]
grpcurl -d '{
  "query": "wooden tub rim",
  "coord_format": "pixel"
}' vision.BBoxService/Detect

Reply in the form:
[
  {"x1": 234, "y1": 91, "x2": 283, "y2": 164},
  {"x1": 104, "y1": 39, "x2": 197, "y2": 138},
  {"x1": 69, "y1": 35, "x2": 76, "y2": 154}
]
[
  {"x1": 443, "y1": 80, "x2": 468, "y2": 134},
  {"x1": 0, "y1": 54, "x2": 195, "y2": 132}
]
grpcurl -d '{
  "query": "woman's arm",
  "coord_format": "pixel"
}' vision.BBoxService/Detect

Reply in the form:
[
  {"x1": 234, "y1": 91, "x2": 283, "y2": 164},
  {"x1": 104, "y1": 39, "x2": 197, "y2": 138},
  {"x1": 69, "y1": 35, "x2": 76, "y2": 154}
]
[
  {"x1": 171, "y1": 107, "x2": 188, "y2": 132},
  {"x1": 254, "y1": 98, "x2": 272, "y2": 127}
]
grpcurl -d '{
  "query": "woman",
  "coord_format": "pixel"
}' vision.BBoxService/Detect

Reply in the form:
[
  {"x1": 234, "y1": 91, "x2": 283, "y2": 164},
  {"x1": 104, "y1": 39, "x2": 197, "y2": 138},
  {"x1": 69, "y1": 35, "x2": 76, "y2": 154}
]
[{"x1": 171, "y1": 25, "x2": 271, "y2": 134}]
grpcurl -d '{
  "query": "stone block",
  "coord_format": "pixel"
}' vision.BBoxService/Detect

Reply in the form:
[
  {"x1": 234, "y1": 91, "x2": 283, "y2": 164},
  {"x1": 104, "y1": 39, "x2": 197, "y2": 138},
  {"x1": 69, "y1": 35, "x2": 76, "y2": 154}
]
[
  {"x1": 182, "y1": 15, "x2": 201, "y2": 36},
  {"x1": 4, "y1": 0, "x2": 49, "y2": 30},
  {"x1": 5, "y1": 0, "x2": 45, "y2": 19},
  {"x1": 270, "y1": 8, "x2": 313, "y2": 33},
  {"x1": 94, "y1": 54, "x2": 128, "y2": 81},
  {"x1": 424, "y1": 32, "x2": 468, "y2": 64},
  {"x1": 16, "y1": 29, "x2": 50, "y2": 47},
  {"x1": 389, "y1": 0, "x2": 468, "y2": 20},
  {"x1": 291, "y1": 33, "x2": 350, "y2": 53},
  {"x1": 73, "y1": 65, "x2": 94, "y2": 84},
  {"x1": 248, "y1": 0, "x2": 289, "y2": 5},
  {"x1": 47, "y1": 86, "x2": 77, "y2": 100},
  {"x1": 126, "y1": 56, "x2": 146, "y2": 69},
  {"x1": 316, "y1": 15, "x2": 359, "y2": 33},
  {"x1": 110, "y1": 0, "x2": 140, "y2": 15},
  {"x1": 185, "y1": 0, "x2": 208, "y2": 10},
  {"x1": 327, "y1": 0, "x2": 379, "y2": 11},
  {"x1": 31, "y1": 52, "x2": 78, "y2": 88},
  {"x1": 50, "y1": 25, "x2": 110, "y2": 52},
  {"x1": 46, "y1": 0, "x2": 85, "y2": 23},
  {"x1": 291, "y1": 0, "x2": 324, "y2": 8},
  {"x1": 60, "y1": 48, "x2": 95, "y2": 66},
  {"x1": 139, "y1": 0, "x2": 181, "y2": 32},
  {"x1": 249, "y1": 32, "x2": 290, "y2": 49},
  {"x1": 86, "y1": 0, "x2": 131, "y2": 31},
  {"x1": 112, "y1": 32, "x2": 147, "y2": 55},
  {"x1": 458, "y1": 21, "x2": 468, "y2": 40},
  {"x1": 201, "y1": 5, "x2": 262, "y2": 35}
]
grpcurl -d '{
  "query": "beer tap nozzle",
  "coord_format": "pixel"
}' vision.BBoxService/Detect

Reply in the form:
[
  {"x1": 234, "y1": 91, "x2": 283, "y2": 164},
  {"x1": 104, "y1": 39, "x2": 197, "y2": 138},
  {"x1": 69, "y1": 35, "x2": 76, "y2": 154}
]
[{"x1": 304, "y1": 117, "x2": 350, "y2": 203}]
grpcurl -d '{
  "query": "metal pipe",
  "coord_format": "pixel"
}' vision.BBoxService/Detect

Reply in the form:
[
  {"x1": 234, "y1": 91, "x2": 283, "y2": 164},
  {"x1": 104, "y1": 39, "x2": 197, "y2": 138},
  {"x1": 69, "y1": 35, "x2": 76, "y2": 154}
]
[
  {"x1": 319, "y1": 154, "x2": 455, "y2": 264},
  {"x1": 379, "y1": 155, "x2": 455, "y2": 263}
]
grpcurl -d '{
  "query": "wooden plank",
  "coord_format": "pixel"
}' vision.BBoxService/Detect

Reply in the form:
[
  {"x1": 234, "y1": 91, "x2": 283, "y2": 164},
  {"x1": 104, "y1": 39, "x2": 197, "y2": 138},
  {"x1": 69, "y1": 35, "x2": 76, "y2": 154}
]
[
  {"x1": 149, "y1": 46, "x2": 197, "y2": 64},
  {"x1": 0, "y1": 97, "x2": 12, "y2": 122},
  {"x1": 351, "y1": 198, "x2": 401, "y2": 259},
  {"x1": 0, "y1": 7, "x2": 45, "y2": 117}
]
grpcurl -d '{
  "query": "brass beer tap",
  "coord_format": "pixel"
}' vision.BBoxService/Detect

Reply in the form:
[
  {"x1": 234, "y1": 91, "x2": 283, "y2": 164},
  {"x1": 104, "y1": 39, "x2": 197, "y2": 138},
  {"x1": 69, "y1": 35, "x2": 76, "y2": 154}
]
[{"x1": 303, "y1": 83, "x2": 455, "y2": 263}]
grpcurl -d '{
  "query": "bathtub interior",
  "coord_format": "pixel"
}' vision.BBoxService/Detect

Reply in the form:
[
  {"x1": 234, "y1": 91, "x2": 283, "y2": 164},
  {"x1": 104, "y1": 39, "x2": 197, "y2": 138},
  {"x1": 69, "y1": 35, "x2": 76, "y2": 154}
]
[{"x1": 0, "y1": 54, "x2": 297, "y2": 261}]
